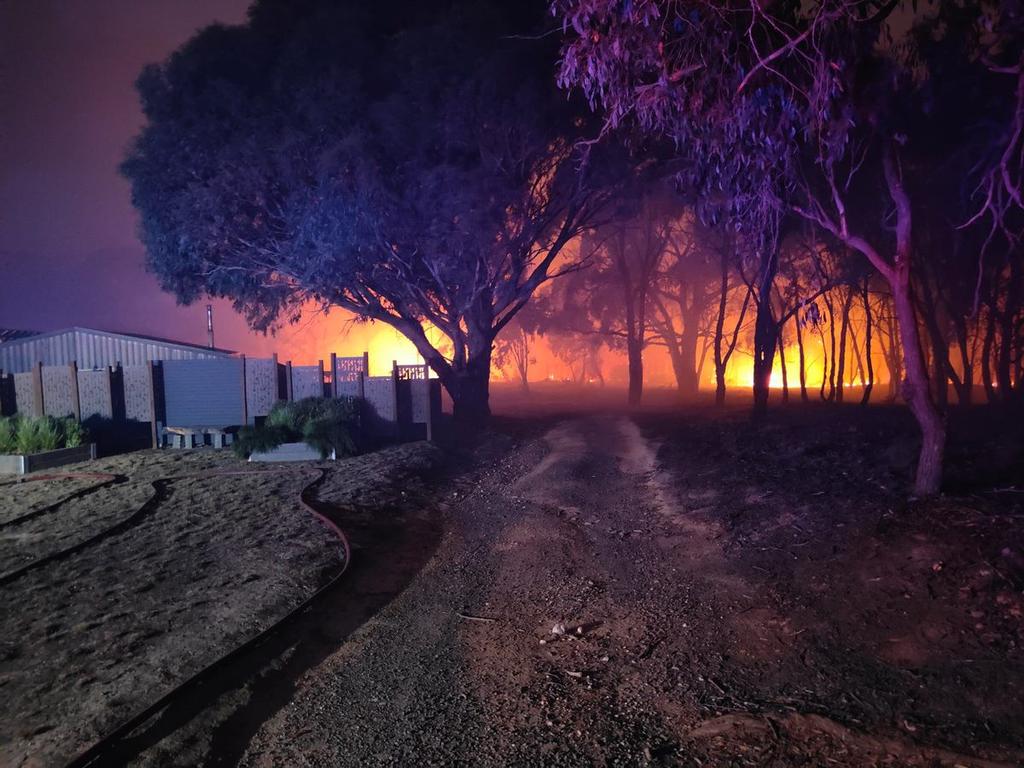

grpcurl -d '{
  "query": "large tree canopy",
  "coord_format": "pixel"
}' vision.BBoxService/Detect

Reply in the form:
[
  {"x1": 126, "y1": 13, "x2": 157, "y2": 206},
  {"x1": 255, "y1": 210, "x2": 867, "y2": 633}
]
[{"x1": 123, "y1": 0, "x2": 610, "y2": 419}]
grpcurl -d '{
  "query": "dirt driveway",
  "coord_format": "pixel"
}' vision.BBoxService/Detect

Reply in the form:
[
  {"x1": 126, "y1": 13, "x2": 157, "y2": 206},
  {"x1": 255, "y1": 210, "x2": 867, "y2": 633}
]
[{"x1": 125, "y1": 412, "x2": 1023, "y2": 767}]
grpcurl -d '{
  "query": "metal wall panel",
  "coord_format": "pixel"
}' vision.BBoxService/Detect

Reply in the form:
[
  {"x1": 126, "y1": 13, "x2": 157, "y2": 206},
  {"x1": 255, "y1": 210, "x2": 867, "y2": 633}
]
[
  {"x1": 0, "y1": 328, "x2": 233, "y2": 373},
  {"x1": 162, "y1": 358, "x2": 245, "y2": 427}
]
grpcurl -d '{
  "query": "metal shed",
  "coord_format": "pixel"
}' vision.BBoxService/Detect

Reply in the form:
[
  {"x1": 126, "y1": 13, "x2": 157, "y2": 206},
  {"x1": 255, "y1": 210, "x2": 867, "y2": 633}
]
[{"x1": 0, "y1": 327, "x2": 234, "y2": 373}]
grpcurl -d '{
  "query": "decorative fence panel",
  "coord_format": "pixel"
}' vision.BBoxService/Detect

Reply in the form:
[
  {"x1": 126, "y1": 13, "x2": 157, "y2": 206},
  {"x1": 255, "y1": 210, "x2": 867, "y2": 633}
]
[
  {"x1": 333, "y1": 353, "x2": 368, "y2": 398},
  {"x1": 245, "y1": 357, "x2": 280, "y2": 423},
  {"x1": 363, "y1": 375, "x2": 397, "y2": 423},
  {"x1": 13, "y1": 372, "x2": 38, "y2": 417},
  {"x1": 336, "y1": 379, "x2": 362, "y2": 398},
  {"x1": 123, "y1": 365, "x2": 154, "y2": 422},
  {"x1": 77, "y1": 368, "x2": 113, "y2": 420},
  {"x1": 395, "y1": 363, "x2": 436, "y2": 427},
  {"x1": 291, "y1": 365, "x2": 323, "y2": 400},
  {"x1": 334, "y1": 354, "x2": 367, "y2": 382},
  {"x1": 42, "y1": 366, "x2": 76, "y2": 417}
]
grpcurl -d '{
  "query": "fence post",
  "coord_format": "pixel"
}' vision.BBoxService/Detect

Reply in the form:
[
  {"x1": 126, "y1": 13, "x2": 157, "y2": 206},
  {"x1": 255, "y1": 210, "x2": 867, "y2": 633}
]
[
  {"x1": 317, "y1": 359, "x2": 325, "y2": 398},
  {"x1": 69, "y1": 361, "x2": 81, "y2": 421},
  {"x1": 271, "y1": 353, "x2": 279, "y2": 404},
  {"x1": 0, "y1": 370, "x2": 8, "y2": 416},
  {"x1": 240, "y1": 355, "x2": 249, "y2": 425},
  {"x1": 146, "y1": 360, "x2": 159, "y2": 448},
  {"x1": 423, "y1": 361, "x2": 433, "y2": 442},
  {"x1": 32, "y1": 361, "x2": 44, "y2": 418},
  {"x1": 392, "y1": 360, "x2": 400, "y2": 441},
  {"x1": 330, "y1": 353, "x2": 338, "y2": 398},
  {"x1": 107, "y1": 364, "x2": 120, "y2": 421}
]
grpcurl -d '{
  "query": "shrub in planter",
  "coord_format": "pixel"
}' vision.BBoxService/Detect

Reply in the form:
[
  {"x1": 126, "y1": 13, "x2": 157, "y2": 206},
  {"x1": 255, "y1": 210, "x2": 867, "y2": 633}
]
[
  {"x1": 0, "y1": 415, "x2": 89, "y2": 454},
  {"x1": 233, "y1": 397, "x2": 360, "y2": 459}
]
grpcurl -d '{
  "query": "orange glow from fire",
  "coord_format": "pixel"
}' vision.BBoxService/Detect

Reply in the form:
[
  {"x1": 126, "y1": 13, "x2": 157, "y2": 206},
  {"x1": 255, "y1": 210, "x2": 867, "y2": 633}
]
[
  {"x1": 264, "y1": 306, "x2": 427, "y2": 375},
  {"x1": 257, "y1": 295, "x2": 894, "y2": 398}
]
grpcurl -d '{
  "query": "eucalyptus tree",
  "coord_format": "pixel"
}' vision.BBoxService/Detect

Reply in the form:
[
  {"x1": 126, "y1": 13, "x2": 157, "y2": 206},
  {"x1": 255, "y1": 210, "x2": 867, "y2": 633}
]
[
  {"x1": 123, "y1": 0, "x2": 612, "y2": 421},
  {"x1": 553, "y1": 0, "x2": 1023, "y2": 494}
]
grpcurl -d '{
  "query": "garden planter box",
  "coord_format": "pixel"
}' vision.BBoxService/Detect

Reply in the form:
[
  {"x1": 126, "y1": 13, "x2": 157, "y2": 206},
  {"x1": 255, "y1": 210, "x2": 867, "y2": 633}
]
[
  {"x1": 248, "y1": 441, "x2": 335, "y2": 463},
  {"x1": 0, "y1": 443, "x2": 97, "y2": 474}
]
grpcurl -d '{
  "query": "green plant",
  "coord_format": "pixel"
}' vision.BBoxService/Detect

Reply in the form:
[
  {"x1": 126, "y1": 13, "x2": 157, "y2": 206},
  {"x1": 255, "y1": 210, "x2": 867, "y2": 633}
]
[
  {"x1": 302, "y1": 415, "x2": 356, "y2": 459},
  {"x1": 62, "y1": 418, "x2": 88, "y2": 448},
  {"x1": 16, "y1": 416, "x2": 60, "y2": 453},
  {"x1": 0, "y1": 415, "x2": 90, "y2": 454},
  {"x1": 232, "y1": 397, "x2": 361, "y2": 459},
  {"x1": 232, "y1": 423, "x2": 293, "y2": 459},
  {"x1": 0, "y1": 417, "x2": 17, "y2": 454}
]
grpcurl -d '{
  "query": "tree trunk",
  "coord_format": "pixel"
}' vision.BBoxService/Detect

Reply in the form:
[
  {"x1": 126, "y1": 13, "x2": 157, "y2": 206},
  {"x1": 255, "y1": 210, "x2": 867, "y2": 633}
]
[
  {"x1": 951, "y1": 315, "x2": 972, "y2": 406},
  {"x1": 518, "y1": 366, "x2": 530, "y2": 393},
  {"x1": 817, "y1": 322, "x2": 829, "y2": 402},
  {"x1": 666, "y1": 339, "x2": 687, "y2": 399},
  {"x1": 795, "y1": 313, "x2": 809, "y2": 403},
  {"x1": 886, "y1": 299, "x2": 904, "y2": 402},
  {"x1": 696, "y1": 337, "x2": 711, "y2": 393},
  {"x1": 861, "y1": 278, "x2": 874, "y2": 406},
  {"x1": 891, "y1": 274, "x2": 946, "y2": 496},
  {"x1": 626, "y1": 335, "x2": 643, "y2": 406},
  {"x1": 778, "y1": 324, "x2": 789, "y2": 404},
  {"x1": 824, "y1": 292, "x2": 837, "y2": 401},
  {"x1": 446, "y1": 346, "x2": 492, "y2": 423},
  {"x1": 849, "y1": 323, "x2": 866, "y2": 388},
  {"x1": 713, "y1": 252, "x2": 730, "y2": 407},
  {"x1": 713, "y1": 245, "x2": 752, "y2": 408},
  {"x1": 997, "y1": 312, "x2": 1014, "y2": 400},
  {"x1": 434, "y1": 311, "x2": 494, "y2": 424},
  {"x1": 836, "y1": 287, "x2": 853, "y2": 403},
  {"x1": 981, "y1": 307, "x2": 997, "y2": 403},
  {"x1": 996, "y1": 265, "x2": 1021, "y2": 402},
  {"x1": 678, "y1": 319, "x2": 701, "y2": 397},
  {"x1": 920, "y1": 280, "x2": 951, "y2": 411},
  {"x1": 752, "y1": 251, "x2": 779, "y2": 416},
  {"x1": 615, "y1": 228, "x2": 646, "y2": 407}
]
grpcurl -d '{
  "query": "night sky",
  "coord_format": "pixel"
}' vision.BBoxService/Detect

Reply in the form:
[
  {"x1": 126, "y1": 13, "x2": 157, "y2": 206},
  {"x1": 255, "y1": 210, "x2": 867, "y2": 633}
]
[{"x1": 0, "y1": 1, "x2": 321, "y2": 356}]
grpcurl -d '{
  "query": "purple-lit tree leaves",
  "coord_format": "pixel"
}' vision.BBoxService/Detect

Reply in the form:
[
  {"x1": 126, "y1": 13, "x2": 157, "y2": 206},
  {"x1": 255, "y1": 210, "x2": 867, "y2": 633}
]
[{"x1": 552, "y1": 0, "x2": 1024, "y2": 494}]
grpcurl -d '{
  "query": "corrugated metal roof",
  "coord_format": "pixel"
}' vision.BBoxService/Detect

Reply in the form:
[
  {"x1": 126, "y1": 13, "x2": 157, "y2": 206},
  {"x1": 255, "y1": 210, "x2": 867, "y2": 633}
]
[
  {"x1": 0, "y1": 328, "x2": 39, "y2": 343},
  {"x1": 0, "y1": 326, "x2": 236, "y2": 373}
]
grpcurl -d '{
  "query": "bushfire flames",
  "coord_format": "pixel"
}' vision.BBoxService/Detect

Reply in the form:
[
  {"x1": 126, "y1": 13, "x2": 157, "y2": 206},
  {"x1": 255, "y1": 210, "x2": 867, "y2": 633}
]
[{"x1": 267, "y1": 298, "x2": 894, "y2": 399}]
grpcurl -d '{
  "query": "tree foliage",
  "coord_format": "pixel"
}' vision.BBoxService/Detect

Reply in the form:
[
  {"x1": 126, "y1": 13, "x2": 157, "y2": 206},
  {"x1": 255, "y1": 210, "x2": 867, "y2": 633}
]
[
  {"x1": 553, "y1": 0, "x2": 1024, "y2": 494},
  {"x1": 123, "y1": 0, "x2": 611, "y2": 419}
]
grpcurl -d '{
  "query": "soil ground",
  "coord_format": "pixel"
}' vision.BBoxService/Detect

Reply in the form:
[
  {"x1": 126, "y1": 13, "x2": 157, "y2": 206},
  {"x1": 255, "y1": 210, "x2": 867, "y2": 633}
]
[
  {"x1": 2, "y1": 391, "x2": 1023, "y2": 767},
  {"x1": 0, "y1": 444, "x2": 442, "y2": 768}
]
